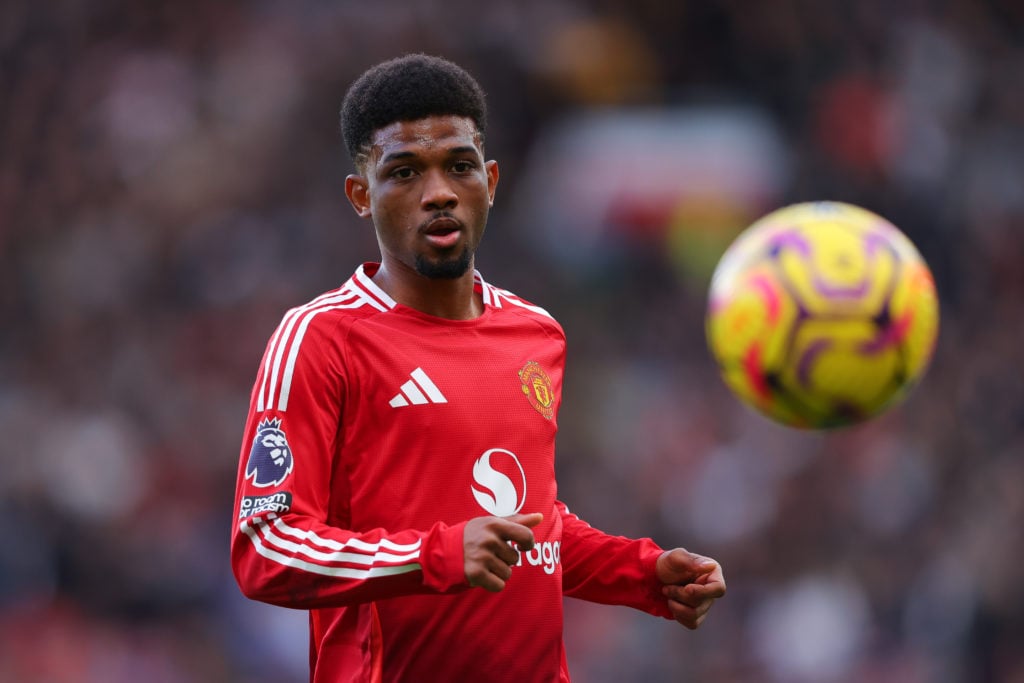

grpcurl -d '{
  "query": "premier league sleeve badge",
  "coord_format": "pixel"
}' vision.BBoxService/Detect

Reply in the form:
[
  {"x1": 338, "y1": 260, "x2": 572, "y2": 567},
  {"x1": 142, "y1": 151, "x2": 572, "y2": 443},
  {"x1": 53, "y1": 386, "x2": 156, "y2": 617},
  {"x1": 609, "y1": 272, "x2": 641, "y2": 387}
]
[{"x1": 245, "y1": 417, "x2": 295, "y2": 488}]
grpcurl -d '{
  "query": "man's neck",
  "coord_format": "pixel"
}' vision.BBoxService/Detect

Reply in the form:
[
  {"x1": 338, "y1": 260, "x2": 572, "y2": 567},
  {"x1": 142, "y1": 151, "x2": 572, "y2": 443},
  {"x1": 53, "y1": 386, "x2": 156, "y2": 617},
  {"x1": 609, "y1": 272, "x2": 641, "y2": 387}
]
[{"x1": 371, "y1": 262, "x2": 483, "y2": 320}]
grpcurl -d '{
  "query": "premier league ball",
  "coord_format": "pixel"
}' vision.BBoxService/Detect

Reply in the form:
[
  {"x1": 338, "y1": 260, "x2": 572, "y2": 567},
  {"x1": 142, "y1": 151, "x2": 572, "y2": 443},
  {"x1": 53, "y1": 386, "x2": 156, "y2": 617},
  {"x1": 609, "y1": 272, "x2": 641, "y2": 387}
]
[{"x1": 705, "y1": 201, "x2": 940, "y2": 429}]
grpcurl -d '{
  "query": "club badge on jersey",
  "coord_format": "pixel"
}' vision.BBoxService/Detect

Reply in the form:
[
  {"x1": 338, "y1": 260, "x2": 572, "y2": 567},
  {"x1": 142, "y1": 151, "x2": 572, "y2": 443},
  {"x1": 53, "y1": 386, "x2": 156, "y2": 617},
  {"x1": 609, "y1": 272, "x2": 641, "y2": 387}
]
[
  {"x1": 518, "y1": 361, "x2": 555, "y2": 419},
  {"x1": 245, "y1": 417, "x2": 295, "y2": 488}
]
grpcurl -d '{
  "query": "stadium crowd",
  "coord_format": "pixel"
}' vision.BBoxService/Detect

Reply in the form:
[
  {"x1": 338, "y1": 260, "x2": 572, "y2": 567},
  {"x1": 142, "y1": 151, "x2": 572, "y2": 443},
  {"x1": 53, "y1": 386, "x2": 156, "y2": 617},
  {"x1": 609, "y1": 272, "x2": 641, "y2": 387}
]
[{"x1": 2, "y1": 0, "x2": 1022, "y2": 681}]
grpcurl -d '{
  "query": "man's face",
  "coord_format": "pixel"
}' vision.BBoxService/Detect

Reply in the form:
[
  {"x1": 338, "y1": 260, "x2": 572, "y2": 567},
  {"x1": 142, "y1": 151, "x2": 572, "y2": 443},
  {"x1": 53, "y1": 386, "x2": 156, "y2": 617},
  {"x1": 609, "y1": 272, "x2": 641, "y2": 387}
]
[{"x1": 346, "y1": 115, "x2": 498, "y2": 280}]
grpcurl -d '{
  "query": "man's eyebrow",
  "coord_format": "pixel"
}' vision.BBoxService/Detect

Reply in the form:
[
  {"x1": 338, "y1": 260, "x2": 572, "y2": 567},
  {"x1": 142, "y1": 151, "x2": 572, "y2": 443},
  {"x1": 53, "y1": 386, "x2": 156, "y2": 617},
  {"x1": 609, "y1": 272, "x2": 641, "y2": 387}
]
[
  {"x1": 380, "y1": 150, "x2": 417, "y2": 165},
  {"x1": 379, "y1": 144, "x2": 481, "y2": 167}
]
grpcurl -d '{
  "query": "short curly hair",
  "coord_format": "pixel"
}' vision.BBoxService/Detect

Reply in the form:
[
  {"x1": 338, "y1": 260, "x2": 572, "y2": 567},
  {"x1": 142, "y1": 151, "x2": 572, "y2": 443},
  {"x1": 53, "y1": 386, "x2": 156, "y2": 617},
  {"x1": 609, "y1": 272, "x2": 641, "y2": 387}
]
[{"x1": 340, "y1": 54, "x2": 488, "y2": 166}]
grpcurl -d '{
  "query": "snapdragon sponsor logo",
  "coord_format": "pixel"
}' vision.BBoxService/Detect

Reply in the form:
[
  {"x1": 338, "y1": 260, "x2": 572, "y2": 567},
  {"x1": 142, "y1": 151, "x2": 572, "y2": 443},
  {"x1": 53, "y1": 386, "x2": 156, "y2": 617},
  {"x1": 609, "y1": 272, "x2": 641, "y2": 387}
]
[
  {"x1": 472, "y1": 448, "x2": 561, "y2": 575},
  {"x1": 514, "y1": 539, "x2": 561, "y2": 575},
  {"x1": 239, "y1": 491, "x2": 292, "y2": 519},
  {"x1": 471, "y1": 448, "x2": 526, "y2": 517}
]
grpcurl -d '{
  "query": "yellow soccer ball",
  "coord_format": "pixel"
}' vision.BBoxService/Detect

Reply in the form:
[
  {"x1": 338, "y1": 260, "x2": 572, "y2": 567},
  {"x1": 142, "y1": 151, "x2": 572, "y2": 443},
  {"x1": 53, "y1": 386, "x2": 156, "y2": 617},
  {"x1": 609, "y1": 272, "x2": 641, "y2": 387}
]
[{"x1": 706, "y1": 201, "x2": 939, "y2": 429}]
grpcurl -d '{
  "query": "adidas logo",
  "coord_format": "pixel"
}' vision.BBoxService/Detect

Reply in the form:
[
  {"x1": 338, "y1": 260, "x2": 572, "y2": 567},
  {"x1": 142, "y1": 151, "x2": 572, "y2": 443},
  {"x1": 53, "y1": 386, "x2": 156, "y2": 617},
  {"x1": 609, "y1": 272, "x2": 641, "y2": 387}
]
[{"x1": 389, "y1": 367, "x2": 448, "y2": 408}]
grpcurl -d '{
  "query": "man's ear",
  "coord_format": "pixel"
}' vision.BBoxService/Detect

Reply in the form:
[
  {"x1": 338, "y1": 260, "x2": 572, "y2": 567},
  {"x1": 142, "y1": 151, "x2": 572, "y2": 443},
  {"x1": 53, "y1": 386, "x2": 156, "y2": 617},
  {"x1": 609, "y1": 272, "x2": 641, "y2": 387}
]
[
  {"x1": 485, "y1": 159, "x2": 499, "y2": 207},
  {"x1": 345, "y1": 174, "x2": 372, "y2": 218}
]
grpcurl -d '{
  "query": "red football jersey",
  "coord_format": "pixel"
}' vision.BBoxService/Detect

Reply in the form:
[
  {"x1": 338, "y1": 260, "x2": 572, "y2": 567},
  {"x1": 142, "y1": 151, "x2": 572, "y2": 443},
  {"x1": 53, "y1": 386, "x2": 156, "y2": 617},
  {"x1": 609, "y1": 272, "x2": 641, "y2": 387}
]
[{"x1": 231, "y1": 263, "x2": 671, "y2": 683}]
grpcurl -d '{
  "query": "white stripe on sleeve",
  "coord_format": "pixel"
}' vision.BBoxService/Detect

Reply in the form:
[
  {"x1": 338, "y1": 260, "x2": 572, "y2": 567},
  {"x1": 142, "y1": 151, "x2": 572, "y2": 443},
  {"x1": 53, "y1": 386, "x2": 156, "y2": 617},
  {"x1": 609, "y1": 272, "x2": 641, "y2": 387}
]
[{"x1": 240, "y1": 520, "x2": 422, "y2": 579}]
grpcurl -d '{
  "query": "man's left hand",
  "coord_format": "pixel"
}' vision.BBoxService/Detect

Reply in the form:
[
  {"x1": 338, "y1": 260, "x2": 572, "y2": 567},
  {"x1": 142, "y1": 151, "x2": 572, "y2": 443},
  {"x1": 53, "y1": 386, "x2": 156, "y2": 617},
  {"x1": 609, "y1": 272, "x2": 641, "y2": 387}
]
[{"x1": 655, "y1": 549, "x2": 726, "y2": 630}]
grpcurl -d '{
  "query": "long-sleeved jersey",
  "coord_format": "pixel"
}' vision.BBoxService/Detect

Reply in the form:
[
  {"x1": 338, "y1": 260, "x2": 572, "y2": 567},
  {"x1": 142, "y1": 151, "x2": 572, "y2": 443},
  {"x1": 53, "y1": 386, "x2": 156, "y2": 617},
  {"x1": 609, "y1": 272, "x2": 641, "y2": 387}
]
[{"x1": 231, "y1": 263, "x2": 672, "y2": 682}]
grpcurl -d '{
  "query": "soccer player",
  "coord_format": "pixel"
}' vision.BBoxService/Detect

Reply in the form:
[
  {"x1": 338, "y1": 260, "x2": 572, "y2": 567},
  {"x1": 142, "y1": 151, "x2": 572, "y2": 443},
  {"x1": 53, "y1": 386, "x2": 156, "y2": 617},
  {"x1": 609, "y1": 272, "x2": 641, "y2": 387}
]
[{"x1": 231, "y1": 53, "x2": 726, "y2": 683}]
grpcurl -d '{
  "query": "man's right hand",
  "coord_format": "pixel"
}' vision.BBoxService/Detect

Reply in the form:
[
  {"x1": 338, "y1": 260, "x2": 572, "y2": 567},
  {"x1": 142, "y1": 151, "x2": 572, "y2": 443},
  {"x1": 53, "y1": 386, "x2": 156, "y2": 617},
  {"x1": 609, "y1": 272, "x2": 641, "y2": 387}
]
[{"x1": 463, "y1": 513, "x2": 544, "y2": 592}]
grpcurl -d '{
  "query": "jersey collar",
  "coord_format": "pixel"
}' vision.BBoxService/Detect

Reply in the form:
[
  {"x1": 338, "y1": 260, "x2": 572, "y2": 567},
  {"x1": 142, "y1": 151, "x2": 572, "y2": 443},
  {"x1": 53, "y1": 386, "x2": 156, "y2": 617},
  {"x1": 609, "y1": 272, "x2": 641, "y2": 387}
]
[{"x1": 352, "y1": 262, "x2": 491, "y2": 312}]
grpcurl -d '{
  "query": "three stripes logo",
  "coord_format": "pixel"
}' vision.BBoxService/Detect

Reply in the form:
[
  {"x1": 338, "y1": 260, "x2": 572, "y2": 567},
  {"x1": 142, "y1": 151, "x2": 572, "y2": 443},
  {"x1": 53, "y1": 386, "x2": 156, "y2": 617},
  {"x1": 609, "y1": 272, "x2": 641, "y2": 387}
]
[{"x1": 389, "y1": 367, "x2": 447, "y2": 408}]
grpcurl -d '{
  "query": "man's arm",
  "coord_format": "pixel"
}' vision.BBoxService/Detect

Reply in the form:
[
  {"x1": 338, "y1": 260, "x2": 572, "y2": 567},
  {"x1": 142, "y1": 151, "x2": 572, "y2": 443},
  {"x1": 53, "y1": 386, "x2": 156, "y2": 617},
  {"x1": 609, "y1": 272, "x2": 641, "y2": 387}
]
[
  {"x1": 233, "y1": 507, "x2": 543, "y2": 608},
  {"x1": 230, "y1": 313, "x2": 472, "y2": 607},
  {"x1": 558, "y1": 502, "x2": 725, "y2": 627},
  {"x1": 232, "y1": 509, "x2": 469, "y2": 608}
]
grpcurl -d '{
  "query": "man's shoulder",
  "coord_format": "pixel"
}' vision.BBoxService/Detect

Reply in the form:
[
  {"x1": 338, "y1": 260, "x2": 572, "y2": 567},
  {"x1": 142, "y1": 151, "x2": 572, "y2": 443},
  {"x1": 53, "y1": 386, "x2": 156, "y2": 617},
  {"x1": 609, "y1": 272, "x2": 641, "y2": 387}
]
[
  {"x1": 479, "y1": 279, "x2": 563, "y2": 334},
  {"x1": 267, "y1": 276, "x2": 392, "y2": 349}
]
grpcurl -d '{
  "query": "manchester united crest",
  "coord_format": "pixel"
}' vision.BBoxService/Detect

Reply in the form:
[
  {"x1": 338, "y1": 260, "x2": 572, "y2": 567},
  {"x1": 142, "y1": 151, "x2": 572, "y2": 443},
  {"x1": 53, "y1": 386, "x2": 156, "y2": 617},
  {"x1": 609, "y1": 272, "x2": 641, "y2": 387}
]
[{"x1": 519, "y1": 361, "x2": 555, "y2": 420}]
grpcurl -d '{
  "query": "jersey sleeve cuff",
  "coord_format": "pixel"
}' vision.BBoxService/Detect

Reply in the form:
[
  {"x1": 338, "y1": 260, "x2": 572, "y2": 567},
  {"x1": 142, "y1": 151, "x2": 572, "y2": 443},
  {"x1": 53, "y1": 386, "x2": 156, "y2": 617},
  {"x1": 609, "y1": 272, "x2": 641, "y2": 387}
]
[
  {"x1": 641, "y1": 542, "x2": 674, "y2": 619},
  {"x1": 420, "y1": 520, "x2": 471, "y2": 593}
]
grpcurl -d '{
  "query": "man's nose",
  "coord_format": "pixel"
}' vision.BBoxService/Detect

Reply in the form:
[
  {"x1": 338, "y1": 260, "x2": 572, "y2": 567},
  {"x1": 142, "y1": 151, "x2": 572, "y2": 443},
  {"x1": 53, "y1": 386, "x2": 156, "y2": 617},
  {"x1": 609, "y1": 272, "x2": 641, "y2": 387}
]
[{"x1": 421, "y1": 169, "x2": 458, "y2": 210}]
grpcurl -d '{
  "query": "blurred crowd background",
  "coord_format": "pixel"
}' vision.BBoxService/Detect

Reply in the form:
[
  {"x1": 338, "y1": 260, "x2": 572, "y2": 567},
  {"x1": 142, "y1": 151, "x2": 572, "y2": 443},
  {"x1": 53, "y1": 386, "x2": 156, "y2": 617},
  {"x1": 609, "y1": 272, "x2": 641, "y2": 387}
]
[{"x1": 2, "y1": 0, "x2": 1023, "y2": 681}]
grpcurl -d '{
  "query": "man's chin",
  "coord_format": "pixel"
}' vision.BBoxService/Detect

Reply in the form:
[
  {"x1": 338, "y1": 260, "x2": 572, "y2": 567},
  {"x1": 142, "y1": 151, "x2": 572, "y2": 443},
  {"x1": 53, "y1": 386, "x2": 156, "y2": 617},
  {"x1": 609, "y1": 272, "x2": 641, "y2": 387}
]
[{"x1": 415, "y1": 250, "x2": 472, "y2": 279}]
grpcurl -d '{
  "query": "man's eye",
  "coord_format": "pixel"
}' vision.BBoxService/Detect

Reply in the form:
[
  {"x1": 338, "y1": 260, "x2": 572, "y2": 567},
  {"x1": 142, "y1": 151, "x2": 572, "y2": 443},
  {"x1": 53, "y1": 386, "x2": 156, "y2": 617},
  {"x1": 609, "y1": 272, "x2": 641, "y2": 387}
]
[
  {"x1": 391, "y1": 167, "x2": 415, "y2": 179},
  {"x1": 452, "y1": 161, "x2": 475, "y2": 173}
]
